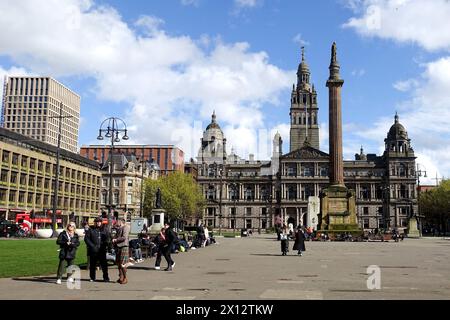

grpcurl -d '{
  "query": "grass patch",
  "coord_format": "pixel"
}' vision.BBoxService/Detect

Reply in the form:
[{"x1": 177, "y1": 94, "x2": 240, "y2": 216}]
[{"x1": 0, "y1": 240, "x2": 87, "y2": 278}]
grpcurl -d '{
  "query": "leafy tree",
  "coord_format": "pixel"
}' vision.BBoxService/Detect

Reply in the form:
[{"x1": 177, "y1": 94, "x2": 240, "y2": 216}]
[
  {"x1": 143, "y1": 172, "x2": 205, "y2": 224},
  {"x1": 420, "y1": 179, "x2": 450, "y2": 234}
]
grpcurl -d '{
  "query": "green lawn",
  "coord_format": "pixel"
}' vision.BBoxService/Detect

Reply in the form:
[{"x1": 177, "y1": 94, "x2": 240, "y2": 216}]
[{"x1": 0, "y1": 240, "x2": 87, "y2": 278}]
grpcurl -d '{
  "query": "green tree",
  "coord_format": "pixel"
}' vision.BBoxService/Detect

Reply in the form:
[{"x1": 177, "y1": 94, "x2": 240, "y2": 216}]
[
  {"x1": 420, "y1": 179, "x2": 450, "y2": 234},
  {"x1": 143, "y1": 172, "x2": 205, "y2": 225}
]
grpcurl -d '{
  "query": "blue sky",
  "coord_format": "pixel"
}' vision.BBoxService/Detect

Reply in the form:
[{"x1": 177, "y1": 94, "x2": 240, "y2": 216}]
[{"x1": 1, "y1": 0, "x2": 449, "y2": 184}]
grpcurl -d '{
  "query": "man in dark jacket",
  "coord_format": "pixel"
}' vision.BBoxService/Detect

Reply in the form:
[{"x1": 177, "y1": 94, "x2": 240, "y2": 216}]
[
  {"x1": 84, "y1": 217, "x2": 110, "y2": 282},
  {"x1": 163, "y1": 222, "x2": 178, "y2": 271}
]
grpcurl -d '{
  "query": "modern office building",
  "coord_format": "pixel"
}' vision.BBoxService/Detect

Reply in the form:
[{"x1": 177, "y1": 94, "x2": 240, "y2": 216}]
[
  {"x1": 1, "y1": 76, "x2": 80, "y2": 153},
  {"x1": 0, "y1": 127, "x2": 101, "y2": 225}
]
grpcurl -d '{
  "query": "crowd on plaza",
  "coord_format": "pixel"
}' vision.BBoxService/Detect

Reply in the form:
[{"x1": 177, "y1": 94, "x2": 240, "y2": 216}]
[{"x1": 55, "y1": 218, "x2": 216, "y2": 285}]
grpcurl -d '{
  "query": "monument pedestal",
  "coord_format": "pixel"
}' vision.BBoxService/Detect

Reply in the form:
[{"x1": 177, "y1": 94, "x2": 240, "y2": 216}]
[
  {"x1": 407, "y1": 216, "x2": 420, "y2": 238},
  {"x1": 319, "y1": 185, "x2": 361, "y2": 237},
  {"x1": 149, "y1": 209, "x2": 165, "y2": 233}
]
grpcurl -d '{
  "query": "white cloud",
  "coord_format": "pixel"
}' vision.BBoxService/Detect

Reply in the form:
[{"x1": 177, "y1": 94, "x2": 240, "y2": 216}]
[
  {"x1": 351, "y1": 68, "x2": 366, "y2": 77},
  {"x1": 343, "y1": 0, "x2": 450, "y2": 52},
  {"x1": 0, "y1": 0, "x2": 292, "y2": 161},
  {"x1": 134, "y1": 15, "x2": 165, "y2": 36},
  {"x1": 351, "y1": 57, "x2": 450, "y2": 181},
  {"x1": 234, "y1": 0, "x2": 262, "y2": 9},
  {"x1": 393, "y1": 78, "x2": 419, "y2": 92},
  {"x1": 181, "y1": 0, "x2": 200, "y2": 6},
  {"x1": 343, "y1": 0, "x2": 450, "y2": 181},
  {"x1": 292, "y1": 34, "x2": 310, "y2": 47}
]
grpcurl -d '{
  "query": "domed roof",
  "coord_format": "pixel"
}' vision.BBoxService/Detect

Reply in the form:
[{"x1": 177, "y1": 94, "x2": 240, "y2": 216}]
[
  {"x1": 205, "y1": 111, "x2": 222, "y2": 131},
  {"x1": 387, "y1": 113, "x2": 408, "y2": 140},
  {"x1": 297, "y1": 47, "x2": 310, "y2": 74}
]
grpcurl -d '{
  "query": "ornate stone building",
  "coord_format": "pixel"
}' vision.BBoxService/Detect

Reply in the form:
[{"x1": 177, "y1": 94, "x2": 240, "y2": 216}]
[
  {"x1": 195, "y1": 49, "x2": 418, "y2": 232},
  {"x1": 99, "y1": 154, "x2": 160, "y2": 219}
]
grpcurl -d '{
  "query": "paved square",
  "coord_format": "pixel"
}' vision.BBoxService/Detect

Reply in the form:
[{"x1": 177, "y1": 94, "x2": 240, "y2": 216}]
[{"x1": 0, "y1": 235, "x2": 449, "y2": 300}]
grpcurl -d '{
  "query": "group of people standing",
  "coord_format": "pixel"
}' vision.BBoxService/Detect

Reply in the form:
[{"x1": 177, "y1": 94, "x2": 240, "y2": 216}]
[
  {"x1": 279, "y1": 225, "x2": 306, "y2": 256},
  {"x1": 55, "y1": 217, "x2": 180, "y2": 285}
]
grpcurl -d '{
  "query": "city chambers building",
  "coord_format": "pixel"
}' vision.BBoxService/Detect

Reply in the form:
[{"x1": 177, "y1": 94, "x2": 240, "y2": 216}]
[{"x1": 196, "y1": 49, "x2": 418, "y2": 232}]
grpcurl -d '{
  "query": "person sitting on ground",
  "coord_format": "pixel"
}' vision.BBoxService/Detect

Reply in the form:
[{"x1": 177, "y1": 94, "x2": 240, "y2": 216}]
[
  {"x1": 129, "y1": 238, "x2": 143, "y2": 263},
  {"x1": 170, "y1": 229, "x2": 180, "y2": 253},
  {"x1": 209, "y1": 231, "x2": 216, "y2": 244},
  {"x1": 178, "y1": 234, "x2": 189, "y2": 252}
]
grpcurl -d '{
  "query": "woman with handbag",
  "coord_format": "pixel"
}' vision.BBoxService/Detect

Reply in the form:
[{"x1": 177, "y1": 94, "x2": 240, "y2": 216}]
[{"x1": 56, "y1": 222, "x2": 80, "y2": 284}]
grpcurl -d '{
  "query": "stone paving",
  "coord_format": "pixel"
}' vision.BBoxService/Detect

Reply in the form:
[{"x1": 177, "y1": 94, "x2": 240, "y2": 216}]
[{"x1": 0, "y1": 235, "x2": 449, "y2": 300}]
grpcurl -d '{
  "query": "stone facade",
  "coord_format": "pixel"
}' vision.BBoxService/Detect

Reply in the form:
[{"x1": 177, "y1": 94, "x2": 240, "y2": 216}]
[
  {"x1": 290, "y1": 48, "x2": 320, "y2": 151},
  {"x1": 99, "y1": 154, "x2": 159, "y2": 219},
  {"x1": 195, "y1": 47, "x2": 418, "y2": 233}
]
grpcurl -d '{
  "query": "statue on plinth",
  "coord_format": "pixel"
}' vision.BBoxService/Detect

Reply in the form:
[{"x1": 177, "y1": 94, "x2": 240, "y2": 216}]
[{"x1": 155, "y1": 188, "x2": 162, "y2": 209}]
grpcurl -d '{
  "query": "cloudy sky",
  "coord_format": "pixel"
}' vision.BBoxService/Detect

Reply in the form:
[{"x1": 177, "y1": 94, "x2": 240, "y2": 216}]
[{"x1": 0, "y1": 0, "x2": 449, "y2": 184}]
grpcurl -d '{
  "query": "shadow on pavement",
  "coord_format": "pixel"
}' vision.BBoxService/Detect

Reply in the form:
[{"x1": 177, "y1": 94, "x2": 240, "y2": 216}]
[
  {"x1": 12, "y1": 276, "x2": 93, "y2": 284},
  {"x1": 128, "y1": 266, "x2": 156, "y2": 271},
  {"x1": 250, "y1": 253, "x2": 301, "y2": 257}
]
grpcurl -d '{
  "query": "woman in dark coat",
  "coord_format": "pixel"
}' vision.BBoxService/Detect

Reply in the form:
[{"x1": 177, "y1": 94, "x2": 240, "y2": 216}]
[
  {"x1": 56, "y1": 222, "x2": 80, "y2": 284},
  {"x1": 293, "y1": 226, "x2": 306, "y2": 256},
  {"x1": 280, "y1": 225, "x2": 289, "y2": 256}
]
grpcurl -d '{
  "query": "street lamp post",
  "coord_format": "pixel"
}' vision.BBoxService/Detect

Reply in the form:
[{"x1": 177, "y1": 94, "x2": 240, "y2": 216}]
[
  {"x1": 139, "y1": 152, "x2": 147, "y2": 218},
  {"x1": 97, "y1": 117, "x2": 129, "y2": 232},
  {"x1": 50, "y1": 102, "x2": 73, "y2": 236},
  {"x1": 211, "y1": 162, "x2": 224, "y2": 235},
  {"x1": 381, "y1": 185, "x2": 391, "y2": 232},
  {"x1": 415, "y1": 163, "x2": 427, "y2": 236}
]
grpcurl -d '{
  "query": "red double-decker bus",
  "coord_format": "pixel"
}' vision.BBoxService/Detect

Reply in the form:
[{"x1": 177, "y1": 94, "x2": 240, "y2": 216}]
[{"x1": 15, "y1": 211, "x2": 63, "y2": 233}]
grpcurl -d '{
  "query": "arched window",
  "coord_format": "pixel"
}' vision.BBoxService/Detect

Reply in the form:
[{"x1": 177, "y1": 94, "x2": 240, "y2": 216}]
[
  {"x1": 287, "y1": 185, "x2": 297, "y2": 200},
  {"x1": 207, "y1": 185, "x2": 216, "y2": 200},
  {"x1": 399, "y1": 164, "x2": 406, "y2": 177},
  {"x1": 245, "y1": 186, "x2": 254, "y2": 201}
]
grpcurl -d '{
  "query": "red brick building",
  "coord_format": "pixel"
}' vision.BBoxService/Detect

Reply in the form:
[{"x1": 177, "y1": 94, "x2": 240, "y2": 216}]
[{"x1": 80, "y1": 145, "x2": 184, "y2": 175}]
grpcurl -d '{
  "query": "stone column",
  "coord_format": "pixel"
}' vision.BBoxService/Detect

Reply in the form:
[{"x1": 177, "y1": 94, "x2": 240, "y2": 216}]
[{"x1": 326, "y1": 42, "x2": 345, "y2": 186}]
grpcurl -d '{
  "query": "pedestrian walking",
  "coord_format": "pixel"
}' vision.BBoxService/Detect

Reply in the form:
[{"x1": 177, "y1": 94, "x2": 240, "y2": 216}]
[
  {"x1": 293, "y1": 226, "x2": 306, "y2": 256},
  {"x1": 163, "y1": 222, "x2": 178, "y2": 271},
  {"x1": 112, "y1": 218, "x2": 130, "y2": 284},
  {"x1": 56, "y1": 222, "x2": 80, "y2": 284},
  {"x1": 154, "y1": 228, "x2": 167, "y2": 270},
  {"x1": 280, "y1": 225, "x2": 289, "y2": 256},
  {"x1": 84, "y1": 217, "x2": 110, "y2": 282}
]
